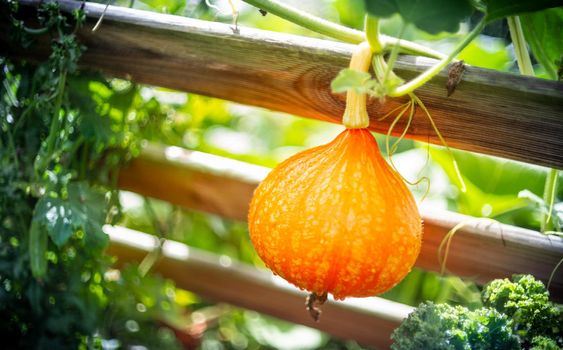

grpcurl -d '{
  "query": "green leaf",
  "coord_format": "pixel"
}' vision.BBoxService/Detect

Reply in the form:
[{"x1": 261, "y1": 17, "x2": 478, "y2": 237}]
[
  {"x1": 334, "y1": 0, "x2": 366, "y2": 29},
  {"x1": 364, "y1": 0, "x2": 475, "y2": 34},
  {"x1": 67, "y1": 182, "x2": 109, "y2": 249},
  {"x1": 458, "y1": 36, "x2": 511, "y2": 70},
  {"x1": 430, "y1": 148, "x2": 548, "y2": 222},
  {"x1": 32, "y1": 182, "x2": 108, "y2": 248},
  {"x1": 330, "y1": 68, "x2": 373, "y2": 93},
  {"x1": 520, "y1": 8, "x2": 563, "y2": 80},
  {"x1": 137, "y1": 0, "x2": 186, "y2": 14},
  {"x1": 29, "y1": 218, "x2": 47, "y2": 278},
  {"x1": 34, "y1": 197, "x2": 74, "y2": 246},
  {"x1": 80, "y1": 111, "x2": 113, "y2": 143},
  {"x1": 68, "y1": 77, "x2": 114, "y2": 143},
  {"x1": 484, "y1": 0, "x2": 562, "y2": 22}
]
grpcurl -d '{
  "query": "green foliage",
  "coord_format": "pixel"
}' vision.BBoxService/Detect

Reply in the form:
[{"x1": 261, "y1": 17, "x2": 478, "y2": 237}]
[
  {"x1": 530, "y1": 336, "x2": 562, "y2": 350},
  {"x1": 1, "y1": 2, "x2": 183, "y2": 348},
  {"x1": 333, "y1": 0, "x2": 366, "y2": 29},
  {"x1": 363, "y1": 0, "x2": 474, "y2": 34},
  {"x1": 33, "y1": 182, "x2": 108, "y2": 248},
  {"x1": 390, "y1": 301, "x2": 519, "y2": 350},
  {"x1": 383, "y1": 269, "x2": 482, "y2": 309},
  {"x1": 520, "y1": 8, "x2": 563, "y2": 80},
  {"x1": 330, "y1": 66, "x2": 403, "y2": 98},
  {"x1": 482, "y1": 275, "x2": 562, "y2": 347},
  {"x1": 137, "y1": 0, "x2": 186, "y2": 14},
  {"x1": 458, "y1": 36, "x2": 511, "y2": 70},
  {"x1": 393, "y1": 275, "x2": 563, "y2": 350},
  {"x1": 430, "y1": 147, "x2": 562, "y2": 231},
  {"x1": 483, "y1": 0, "x2": 563, "y2": 22},
  {"x1": 331, "y1": 68, "x2": 374, "y2": 93},
  {"x1": 99, "y1": 266, "x2": 183, "y2": 349}
]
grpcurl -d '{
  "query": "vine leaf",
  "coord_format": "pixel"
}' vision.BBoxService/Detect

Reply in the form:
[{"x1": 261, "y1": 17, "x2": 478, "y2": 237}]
[
  {"x1": 32, "y1": 182, "x2": 108, "y2": 248},
  {"x1": 363, "y1": 0, "x2": 475, "y2": 34},
  {"x1": 520, "y1": 7, "x2": 563, "y2": 80},
  {"x1": 33, "y1": 197, "x2": 74, "y2": 247},
  {"x1": 483, "y1": 0, "x2": 562, "y2": 22},
  {"x1": 81, "y1": 111, "x2": 113, "y2": 143},
  {"x1": 137, "y1": 0, "x2": 186, "y2": 14},
  {"x1": 331, "y1": 68, "x2": 375, "y2": 94}
]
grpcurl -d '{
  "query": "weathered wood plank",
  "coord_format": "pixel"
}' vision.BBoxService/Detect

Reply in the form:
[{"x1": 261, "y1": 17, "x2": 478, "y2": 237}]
[
  {"x1": 6, "y1": 0, "x2": 563, "y2": 169},
  {"x1": 118, "y1": 144, "x2": 563, "y2": 299},
  {"x1": 105, "y1": 225, "x2": 413, "y2": 348}
]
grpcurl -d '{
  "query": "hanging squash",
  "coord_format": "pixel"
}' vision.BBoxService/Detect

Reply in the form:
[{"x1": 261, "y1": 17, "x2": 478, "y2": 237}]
[{"x1": 248, "y1": 42, "x2": 422, "y2": 318}]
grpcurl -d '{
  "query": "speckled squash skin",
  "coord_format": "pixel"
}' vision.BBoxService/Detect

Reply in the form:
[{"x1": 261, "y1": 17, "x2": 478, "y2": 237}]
[{"x1": 248, "y1": 128, "x2": 422, "y2": 299}]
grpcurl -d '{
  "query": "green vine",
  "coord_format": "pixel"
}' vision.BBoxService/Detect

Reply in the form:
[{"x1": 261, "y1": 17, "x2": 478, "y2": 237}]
[
  {"x1": 364, "y1": 15, "x2": 382, "y2": 54},
  {"x1": 388, "y1": 18, "x2": 486, "y2": 97},
  {"x1": 507, "y1": 14, "x2": 560, "y2": 234},
  {"x1": 240, "y1": 0, "x2": 446, "y2": 59},
  {"x1": 542, "y1": 169, "x2": 560, "y2": 233},
  {"x1": 507, "y1": 16, "x2": 535, "y2": 76}
]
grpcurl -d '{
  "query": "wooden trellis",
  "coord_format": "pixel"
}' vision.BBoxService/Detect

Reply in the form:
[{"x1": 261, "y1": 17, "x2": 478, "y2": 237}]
[
  {"x1": 106, "y1": 225, "x2": 414, "y2": 348},
  {"x1": 3, "y1": 1, "x2": 563, "y2": 348},
  {"x1": 6, "y1": 0, "x2": 563, "y2": 169}
]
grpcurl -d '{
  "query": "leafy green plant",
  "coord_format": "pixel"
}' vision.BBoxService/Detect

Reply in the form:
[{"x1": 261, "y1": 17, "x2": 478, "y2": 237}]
[
  {"x1": 482, "y1": 275, "x2": 562, "y2": 348},
  {"x1": 392, "y1": 275, "x2": 562, "y2": 350},
  {"x1": 1, "y1": 2, "x2": 184, "y2": 348},
  {"x1": 530, "y1": 337, "x2": 561, "y2": 350},
  {"x1": 391, "y1": 301, "x2": 520, "y2": 350}
]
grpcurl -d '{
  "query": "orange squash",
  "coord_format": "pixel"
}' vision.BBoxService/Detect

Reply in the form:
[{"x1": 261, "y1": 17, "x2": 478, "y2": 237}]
[{"x1": 248, "y1": 128, "x2": 422, "y2": 300}]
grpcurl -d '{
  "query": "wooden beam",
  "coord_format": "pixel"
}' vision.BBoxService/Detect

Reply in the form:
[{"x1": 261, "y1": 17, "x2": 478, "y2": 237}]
[
  {"x1": 6, "y1": 0, "x2": 563, "y2": 169},
  {"x1": 118, "y1": 144, "x2": 563, "y2": 299},
  {"x1": 105, "y1": 225, "x2": 413, "y2": 348}
]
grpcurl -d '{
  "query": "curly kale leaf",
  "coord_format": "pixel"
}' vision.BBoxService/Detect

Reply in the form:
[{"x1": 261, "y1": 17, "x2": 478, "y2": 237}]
[
  {"x1": 391, "y1": 301, "x2": 520, "y2": 350},
  {"x1": 530, "y1": 336, "x2": 561, "y2": 350},
  {"x1": 482, "y1": 274, "x2": 562, "y2": 347}
]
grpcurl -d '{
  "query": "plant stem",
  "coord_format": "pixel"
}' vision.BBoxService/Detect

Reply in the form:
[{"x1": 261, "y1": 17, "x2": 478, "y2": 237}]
[
  {"x1": 46, "y1": 72, "x2": 67, "y2": 155},
  {"x1": 508, "y1": 16, "x2": 557, "y2": 232},
  {"x1": 388, "y1": 18, "x2": 486, "y2": 97},
  {"x1": 37, "y1": 71, "x2": 67, "y2": 177},
  {"x1": 242, "y1": 0, "x2": 362, "y2": 42},
  {"x1": 240, "y1": 0, "x2": 446, "y2": 59},
  {"x1": 541, "y1": 168, "x2": 559, "y2": 232},
  {"x1": 383, "y1": 36, "x2": 446, "y2": 59},
  {"x1": 342, "y1": 42, "x2": 372, "y2": 129},
  {"x1": 364, "y1": 15, "x2": 382, "y2": 53},
  {"x1": 507, "y1": 16, "x2": 534, "y2": 76},
  {"x1": 383, "y1": 23, "x2": 406, "y2": 85}
]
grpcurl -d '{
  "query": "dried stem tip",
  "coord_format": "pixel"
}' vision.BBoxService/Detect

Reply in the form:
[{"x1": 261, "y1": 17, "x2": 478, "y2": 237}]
[{"x1": 306, "y1": 292, "x2": 328, "y2": 322}]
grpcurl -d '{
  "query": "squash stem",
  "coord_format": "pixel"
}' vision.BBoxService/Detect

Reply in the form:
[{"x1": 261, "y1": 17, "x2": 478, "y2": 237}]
[{"x1": 342, "y1": 42, "x2": 373, "y2": 129}]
